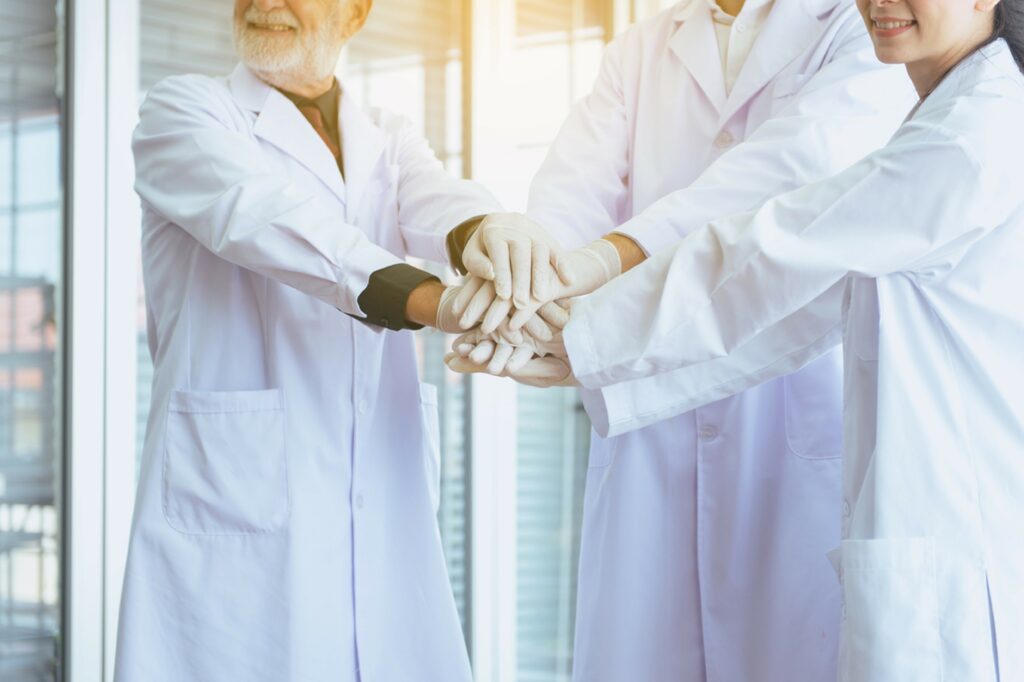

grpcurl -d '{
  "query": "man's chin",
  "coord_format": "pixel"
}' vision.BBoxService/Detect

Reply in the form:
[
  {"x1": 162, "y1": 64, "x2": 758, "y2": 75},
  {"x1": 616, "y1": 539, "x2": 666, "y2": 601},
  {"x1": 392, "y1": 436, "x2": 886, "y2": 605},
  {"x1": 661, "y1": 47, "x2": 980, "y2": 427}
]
[{"x1": 236, "y1": 48, "x2": 303, "y2": 76}]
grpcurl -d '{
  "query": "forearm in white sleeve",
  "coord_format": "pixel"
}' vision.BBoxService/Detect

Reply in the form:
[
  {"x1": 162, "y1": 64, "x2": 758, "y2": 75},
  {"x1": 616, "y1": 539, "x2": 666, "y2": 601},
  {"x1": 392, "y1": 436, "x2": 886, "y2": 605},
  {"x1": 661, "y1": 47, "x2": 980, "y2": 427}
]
[
  {"x1": 565, "y1": 123, "x2": 1002, "y2": 390},
  {"x1": 134, "y1": 77, "x2": 403, "y2": 318}
]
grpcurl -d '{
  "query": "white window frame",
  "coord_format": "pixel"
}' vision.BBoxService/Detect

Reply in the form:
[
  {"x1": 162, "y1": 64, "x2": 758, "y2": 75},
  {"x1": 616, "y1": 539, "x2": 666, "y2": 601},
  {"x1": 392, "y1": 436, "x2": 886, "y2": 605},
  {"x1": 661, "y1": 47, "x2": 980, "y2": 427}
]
[{"x1": 64, "y1": 0, "x2": 140, "y2": 680}]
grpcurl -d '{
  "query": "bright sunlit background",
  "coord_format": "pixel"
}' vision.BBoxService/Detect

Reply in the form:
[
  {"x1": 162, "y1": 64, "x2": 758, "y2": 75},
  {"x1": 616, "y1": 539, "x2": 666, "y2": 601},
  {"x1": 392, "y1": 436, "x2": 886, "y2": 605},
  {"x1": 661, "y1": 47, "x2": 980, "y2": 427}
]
[{"x1": 1, "y1": 0, "x2": 669, "y2": 680}]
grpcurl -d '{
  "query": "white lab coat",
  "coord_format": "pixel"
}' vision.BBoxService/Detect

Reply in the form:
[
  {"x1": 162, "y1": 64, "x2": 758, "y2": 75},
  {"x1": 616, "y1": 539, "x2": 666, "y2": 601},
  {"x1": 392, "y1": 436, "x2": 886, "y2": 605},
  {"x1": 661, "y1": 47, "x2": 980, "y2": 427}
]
[
  {"x1": 526, "y1": 1, "x2": 914, "y2": 680},
  {"x1": 117, "y1": 64, "x2": 500, "y2": 682},
  {"x1": 565, "y1": 40, "x2": 1024, "y2": 682}
]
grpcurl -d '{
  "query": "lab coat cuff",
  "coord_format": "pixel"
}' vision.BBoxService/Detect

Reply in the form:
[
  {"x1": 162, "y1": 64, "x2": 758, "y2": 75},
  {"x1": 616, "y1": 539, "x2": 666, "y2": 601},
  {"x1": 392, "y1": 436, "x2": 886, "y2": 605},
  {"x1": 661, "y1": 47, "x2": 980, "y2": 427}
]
[
  {"x1": 356, "y1": 263, "x2": 440, "y2": 331},
  {"x1": 613, "y1": 216, "x2": 675, "y2": 257},
  {"x1": 563, "y1": 306, "x2": 605, "y2": 390},
  {"x1": 445, "y1": 215, "x2": 486, "y2": 275},
  {"x1": 579, "y1": 388, "x2": 613, "y2": 439}
]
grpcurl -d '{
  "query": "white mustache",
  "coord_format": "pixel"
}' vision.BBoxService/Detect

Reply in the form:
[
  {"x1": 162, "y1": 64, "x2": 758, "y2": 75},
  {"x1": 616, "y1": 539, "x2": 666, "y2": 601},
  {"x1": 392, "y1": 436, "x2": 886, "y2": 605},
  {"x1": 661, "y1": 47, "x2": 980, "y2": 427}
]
[{"x1": 243, "y1": 6, "x2": 300, "y2": 29}]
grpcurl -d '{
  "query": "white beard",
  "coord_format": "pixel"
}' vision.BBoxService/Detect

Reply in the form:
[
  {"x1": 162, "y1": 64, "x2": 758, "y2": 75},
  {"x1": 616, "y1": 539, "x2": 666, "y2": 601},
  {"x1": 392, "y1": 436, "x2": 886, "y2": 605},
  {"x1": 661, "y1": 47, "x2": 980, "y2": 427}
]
[{"x1": 233, "y1": 5, "x2": 343, "y2": 85}]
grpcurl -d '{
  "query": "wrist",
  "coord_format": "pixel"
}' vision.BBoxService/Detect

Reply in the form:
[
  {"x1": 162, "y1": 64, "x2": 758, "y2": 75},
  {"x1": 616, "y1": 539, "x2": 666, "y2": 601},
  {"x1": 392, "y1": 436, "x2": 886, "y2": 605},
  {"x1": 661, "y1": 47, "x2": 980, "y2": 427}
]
[
  {"x1": 603, "y1": 233, "x2": 647, "y2": 273},
  {"x1": 406, "y1": 280, "x2": 446, "y2": 328}
]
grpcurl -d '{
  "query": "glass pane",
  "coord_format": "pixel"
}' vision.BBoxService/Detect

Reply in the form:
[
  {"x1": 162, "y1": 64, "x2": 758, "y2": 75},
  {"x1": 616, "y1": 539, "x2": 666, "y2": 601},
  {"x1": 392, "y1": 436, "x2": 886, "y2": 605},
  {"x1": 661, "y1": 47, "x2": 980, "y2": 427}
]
[
  {"x1": 517, "y1": 387, "x2": 589, "y2": 682},
  {"x1": 509, "y1": 1, "x2": 609, "y2": 680},
  {"x1": 517, "y1": 0, "x2": 607, "y2": 37},
  {"x1": 0, "y1": 0, "x2": 64, "y2": 678}
]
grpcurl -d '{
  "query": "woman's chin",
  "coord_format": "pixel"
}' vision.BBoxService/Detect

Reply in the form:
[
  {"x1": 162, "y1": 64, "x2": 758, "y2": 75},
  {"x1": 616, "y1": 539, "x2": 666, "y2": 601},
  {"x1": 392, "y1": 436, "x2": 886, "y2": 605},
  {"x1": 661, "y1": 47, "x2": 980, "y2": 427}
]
[{"x1": 872, "y1": 46, "x2": 912, "y2": 65}]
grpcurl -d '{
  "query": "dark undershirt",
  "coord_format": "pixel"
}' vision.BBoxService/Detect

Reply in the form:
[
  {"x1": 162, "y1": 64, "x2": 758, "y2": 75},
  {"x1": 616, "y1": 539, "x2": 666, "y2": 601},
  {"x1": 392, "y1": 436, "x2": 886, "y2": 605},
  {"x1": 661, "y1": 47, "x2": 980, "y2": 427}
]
[{"x1": 279, "y1": 80, "x2": 343, "y2": 174}]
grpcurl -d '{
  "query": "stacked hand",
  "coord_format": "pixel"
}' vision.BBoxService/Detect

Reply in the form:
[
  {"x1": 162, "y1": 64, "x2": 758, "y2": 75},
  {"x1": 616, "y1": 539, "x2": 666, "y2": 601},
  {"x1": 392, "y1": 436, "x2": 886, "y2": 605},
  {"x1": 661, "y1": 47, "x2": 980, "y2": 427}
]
[
  {"x1": 434, "y1": 212, "x2": 625, "y2": 388},
  {"x1": 445, "y1": 320, "x2": 578, "y2": 389}
]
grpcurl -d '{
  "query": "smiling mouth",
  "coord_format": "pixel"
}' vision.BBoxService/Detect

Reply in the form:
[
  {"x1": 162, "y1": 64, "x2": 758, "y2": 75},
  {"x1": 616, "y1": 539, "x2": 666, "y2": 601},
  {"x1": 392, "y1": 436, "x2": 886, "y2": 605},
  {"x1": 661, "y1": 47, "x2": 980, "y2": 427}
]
[
  {"x1": 248, "y1": 22, "x2": 296, "y2": 33},
  {"x1": 873, "y1": 19, "x2": 916, "y2": 30}
]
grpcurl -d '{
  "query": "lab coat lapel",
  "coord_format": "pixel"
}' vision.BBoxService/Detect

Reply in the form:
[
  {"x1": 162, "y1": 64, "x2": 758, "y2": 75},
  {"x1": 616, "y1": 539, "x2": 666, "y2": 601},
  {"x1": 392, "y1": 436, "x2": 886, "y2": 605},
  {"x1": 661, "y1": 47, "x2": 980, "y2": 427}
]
[
  {"x1": 339, "y1": 90, "x2": 386, "y2": 223},
  {"x1": 720, "y1": 0, "x2": 834, "y2": 124},
  {"x1": 669, "y1": 1, "x2": 728, "y2": 115},
  {"x1": 229, "y1": 64, "x2": 347, "y2": 206}
]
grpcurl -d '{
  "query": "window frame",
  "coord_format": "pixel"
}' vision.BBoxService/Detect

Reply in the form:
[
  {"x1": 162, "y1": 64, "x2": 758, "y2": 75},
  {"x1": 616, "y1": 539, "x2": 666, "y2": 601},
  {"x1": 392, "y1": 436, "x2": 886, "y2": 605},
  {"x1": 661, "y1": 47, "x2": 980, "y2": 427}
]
[{"x1": 63, "y1": 0, "x2": 140, "y2": 679}]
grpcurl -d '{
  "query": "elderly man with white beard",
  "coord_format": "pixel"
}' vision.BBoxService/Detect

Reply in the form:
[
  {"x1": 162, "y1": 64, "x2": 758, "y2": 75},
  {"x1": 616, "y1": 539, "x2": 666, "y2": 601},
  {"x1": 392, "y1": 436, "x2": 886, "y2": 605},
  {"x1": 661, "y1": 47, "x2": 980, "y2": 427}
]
[{"x1": 114, "y1": 1, "x2": 545, "y2": 680}]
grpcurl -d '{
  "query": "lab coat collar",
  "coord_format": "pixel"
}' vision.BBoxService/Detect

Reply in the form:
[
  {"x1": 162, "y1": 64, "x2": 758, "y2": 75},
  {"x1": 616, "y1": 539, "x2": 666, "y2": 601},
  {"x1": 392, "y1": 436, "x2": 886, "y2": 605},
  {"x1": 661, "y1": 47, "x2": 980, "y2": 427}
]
[
  {"x1": 670, "y1": 0, "x2": 728, "y2": 113},
  {"x1": 229, "y1": 64, "x2": 348, "y2": 206},
  {"x1": 338, "y1": 88, "x2": 387, "y2": 222},
  {"x1": 719, "y1": 0, "x2": 837, "y2": 123}
]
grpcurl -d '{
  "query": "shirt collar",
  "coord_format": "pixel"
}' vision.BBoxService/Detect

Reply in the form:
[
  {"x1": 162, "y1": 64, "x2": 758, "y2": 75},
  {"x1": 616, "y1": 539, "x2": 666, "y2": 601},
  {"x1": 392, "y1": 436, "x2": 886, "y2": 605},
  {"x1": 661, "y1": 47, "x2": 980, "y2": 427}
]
[{"x1": 705, "y1": 0, "x2": 776, "y2": 24}]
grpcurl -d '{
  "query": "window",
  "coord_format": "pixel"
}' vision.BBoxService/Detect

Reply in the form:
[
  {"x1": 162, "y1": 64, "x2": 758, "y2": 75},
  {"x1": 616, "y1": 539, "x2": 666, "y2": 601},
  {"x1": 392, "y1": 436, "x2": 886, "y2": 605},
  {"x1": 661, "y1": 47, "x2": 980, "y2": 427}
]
[
  {"x1": 0, "y1": 1, "x2": 65, "y2": 679},
  {"x1": 508, "y1": 5, "x2": 609, "y2": 679}
]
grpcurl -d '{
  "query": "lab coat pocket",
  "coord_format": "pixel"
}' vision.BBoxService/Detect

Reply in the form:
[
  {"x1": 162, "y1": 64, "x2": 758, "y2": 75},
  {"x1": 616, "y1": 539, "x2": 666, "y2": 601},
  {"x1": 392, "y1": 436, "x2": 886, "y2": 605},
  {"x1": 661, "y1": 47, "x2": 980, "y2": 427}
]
[
  {"x1": 839, "y1": 538, "x2": 942, "y2": 682},
  {"x1": 420, "y1": 382, "x2": 442, "y2": 513},
  {"x1": 163, "y1": 388, "x2": 289, "y2": 535},
  {"x1": 783, "y1": 351, "x2": 843, "y2": 460}
]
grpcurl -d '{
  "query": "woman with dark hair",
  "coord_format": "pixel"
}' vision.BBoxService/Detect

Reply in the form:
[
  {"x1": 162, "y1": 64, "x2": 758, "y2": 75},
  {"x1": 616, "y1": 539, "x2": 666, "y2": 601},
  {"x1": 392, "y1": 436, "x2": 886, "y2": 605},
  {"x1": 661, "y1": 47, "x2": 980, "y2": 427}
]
[{"x1": 453, "y1": 0, "x2": 1024, "y2": 679}]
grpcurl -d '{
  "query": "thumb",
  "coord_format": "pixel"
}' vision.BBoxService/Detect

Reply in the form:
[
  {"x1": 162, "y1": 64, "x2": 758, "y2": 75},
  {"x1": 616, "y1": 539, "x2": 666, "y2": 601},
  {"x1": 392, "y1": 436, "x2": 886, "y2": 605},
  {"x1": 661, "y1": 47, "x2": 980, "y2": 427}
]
[
  {"x1": 463, "y1": 248, "x2": 496, "y2": 281},
  {"x1": 554, "y1": 251, "x2": 576, "y2": 287}
]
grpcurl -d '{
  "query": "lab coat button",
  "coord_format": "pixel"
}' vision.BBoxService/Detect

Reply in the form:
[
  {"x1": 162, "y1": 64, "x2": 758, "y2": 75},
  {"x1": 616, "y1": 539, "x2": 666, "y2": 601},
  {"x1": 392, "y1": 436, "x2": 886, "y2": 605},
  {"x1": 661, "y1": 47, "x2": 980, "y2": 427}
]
[
  {"x1": 355, "y1": 494, "x2": 365, "y2": 510},
  {"x1": 714, "y1": 131, "x2": 735, "y2": 149},
  {"x1": 699, "y1": 425, "x2": 719, "y2": 442},
  {"x1": 842, "y1": 499, "x2": 851, "y2": 518},
  {"x1": 358, "y1": 399, "x2": 370, "y2": 415}
]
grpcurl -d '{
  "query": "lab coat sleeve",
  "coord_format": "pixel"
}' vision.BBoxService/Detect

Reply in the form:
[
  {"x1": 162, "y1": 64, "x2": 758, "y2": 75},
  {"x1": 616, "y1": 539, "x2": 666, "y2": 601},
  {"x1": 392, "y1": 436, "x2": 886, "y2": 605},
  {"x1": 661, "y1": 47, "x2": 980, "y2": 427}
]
[
  {"x1": 133, "y1": 75, "x2": 403, "y2": 318},
  {"x1": 616, "y1": 9, "x2": 916, "y2": 255},
  {"x1": 565, "y1": 119, "x2": 1015, "y2": 392},
  {"x1": 525, "y1": 36, "x2": 632, "y2": 248},
  {"x1": 582, "y1": 285, "x2": 844, "y2": 437},
  {"x1": 386, "y1": 114, "x2": 504, "y2": 264}
]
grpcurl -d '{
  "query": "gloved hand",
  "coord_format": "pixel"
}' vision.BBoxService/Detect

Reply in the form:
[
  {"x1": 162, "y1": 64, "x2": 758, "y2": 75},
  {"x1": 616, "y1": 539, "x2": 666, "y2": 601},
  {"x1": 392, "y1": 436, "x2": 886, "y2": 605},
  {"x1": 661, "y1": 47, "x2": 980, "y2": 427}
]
[
  {"x1": 450, "y1": 296, "x2": 571, "y2": 376},
  {"x1": 456, "y1": 237, "x2": 616, "y2": 337},
  {"x1": 435, "y1": 281, "x2": 560, "y2": 344},
  {"x1": 451, "y1": 325, "x2": 567, "y2": 376},
  {"x1": 435, "y1": 285, "x2": 471, "y2": 334},
  {"x1": 503, "y1": 238, "x2": 620, "y2": 331},
  {"x1": 462, "y1": 213, "x2": 573, "y2": 308},
  {"x1": 450, "y1": 276, "x2": 566, "y2": 341},
  {"x1": 445, "y1": 352, "x2": 578, "y2": 389}
]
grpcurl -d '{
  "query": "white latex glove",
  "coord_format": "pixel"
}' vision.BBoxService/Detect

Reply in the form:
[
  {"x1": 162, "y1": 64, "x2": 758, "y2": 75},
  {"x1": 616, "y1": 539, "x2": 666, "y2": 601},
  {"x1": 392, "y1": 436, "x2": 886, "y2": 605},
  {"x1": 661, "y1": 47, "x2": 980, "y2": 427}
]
[
  {"x1": 452, "y1": 298, "x2": 570, "y2": 368},
  {"x1": 445, "y1": 352, "x2": 578, "y2": 389},
  {"x1": 504, "y1": 238, "x2": 621, "y2": 331},
  {"x1": 461, "y1": 213, "x2": 573, "y2": 308},
  {"x1": 435, "y1": 285, "x2": 469, "y2": 334},
  {"x1": 433, "y1": 283, "x2": 543, "y2": 345},
  {"x1": 452, "y1": 325, "x2": 567, "y2": 376},
  {"x1": 450, "y1": 275, "x2": 559, "y2": 341}
]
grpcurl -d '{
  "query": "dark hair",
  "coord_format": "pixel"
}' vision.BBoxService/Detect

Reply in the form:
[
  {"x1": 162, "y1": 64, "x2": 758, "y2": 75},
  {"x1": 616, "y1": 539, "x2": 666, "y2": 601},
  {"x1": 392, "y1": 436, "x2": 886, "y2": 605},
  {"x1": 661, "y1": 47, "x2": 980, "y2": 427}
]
[{"x1": 992, "y1": 0, "x2": 1024, "y2": 72}]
